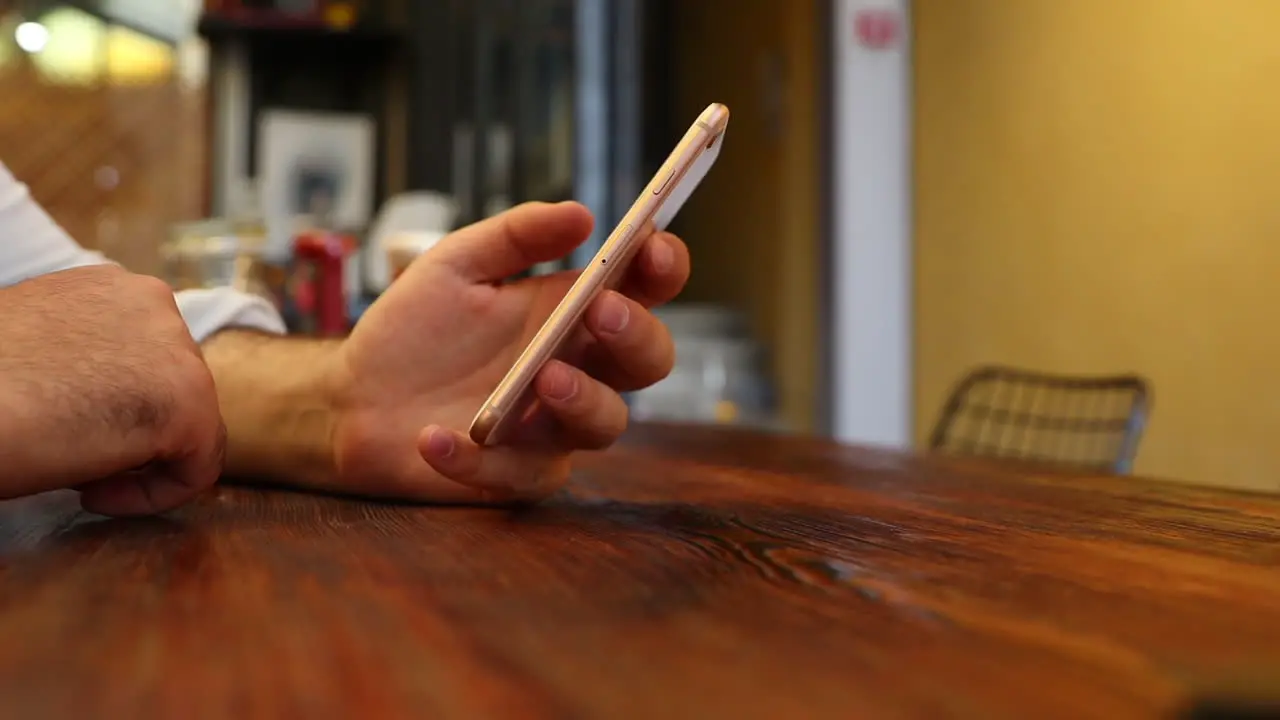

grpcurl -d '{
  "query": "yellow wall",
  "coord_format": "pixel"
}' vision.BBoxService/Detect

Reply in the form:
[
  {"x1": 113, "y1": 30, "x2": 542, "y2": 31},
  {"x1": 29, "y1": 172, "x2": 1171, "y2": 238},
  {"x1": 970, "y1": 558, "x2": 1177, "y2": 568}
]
[
  {"x1": 915, "y1": 0, "x2": 1280, "y2": 490},
  {"x1": 669, "y1": 0, "x2": 822, "y2": 433}
]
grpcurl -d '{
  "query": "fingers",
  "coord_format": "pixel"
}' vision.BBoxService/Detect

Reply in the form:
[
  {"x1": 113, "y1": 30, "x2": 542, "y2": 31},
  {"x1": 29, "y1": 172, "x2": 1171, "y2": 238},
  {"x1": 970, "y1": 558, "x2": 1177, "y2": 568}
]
[
  {"x1": 78, "y1": 470, "x2": 190, "y2": 518},
  {"x1": 432, "y1": 201, "x2": 595, "y2": 283},
  {"x1": 532, "y1": 360, "x2": 629, "y2": 449},
  {"x1": 418, "y1": 426, "x2": 570, "y2": 501},
  {"x1": 78, "y1": 430, "x2": 224, "y2": 517},
  {"x1": 616, "y1": 231, "x2": 691, "y2": 308},
  {"x1": 581, "y1": 291, "x2": 676, "y2": 392},
  {"x1": 161, "y1": 417, "x2": 228, "y2": 509},
  {"x1": 418, "y1": 361, "x2": 627, "y2": 497},
  {"x1": 80, "y1": 385, "x2": 226, "y2": 517}
]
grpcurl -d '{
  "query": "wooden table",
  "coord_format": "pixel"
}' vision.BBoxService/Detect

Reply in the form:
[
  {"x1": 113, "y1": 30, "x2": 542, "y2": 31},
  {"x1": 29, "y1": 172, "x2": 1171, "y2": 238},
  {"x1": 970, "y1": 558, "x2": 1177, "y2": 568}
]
[{"x1": 1, "y1": 424, "x2": 1279, "y2": 719}]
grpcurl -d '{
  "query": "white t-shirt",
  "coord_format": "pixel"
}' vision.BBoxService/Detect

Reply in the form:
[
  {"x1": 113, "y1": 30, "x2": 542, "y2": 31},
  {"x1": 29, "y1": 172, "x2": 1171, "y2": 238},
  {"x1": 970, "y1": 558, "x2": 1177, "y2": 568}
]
[{"x1": 0, "y1": 163, "x2": 286, "y2": 342}]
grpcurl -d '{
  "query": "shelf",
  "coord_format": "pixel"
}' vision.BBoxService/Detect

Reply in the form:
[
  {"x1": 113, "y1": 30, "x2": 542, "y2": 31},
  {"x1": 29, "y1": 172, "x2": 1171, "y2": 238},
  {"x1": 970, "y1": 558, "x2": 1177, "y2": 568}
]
[{"x1": 197, "y1": 15, "x2": 401, "y2": 48}]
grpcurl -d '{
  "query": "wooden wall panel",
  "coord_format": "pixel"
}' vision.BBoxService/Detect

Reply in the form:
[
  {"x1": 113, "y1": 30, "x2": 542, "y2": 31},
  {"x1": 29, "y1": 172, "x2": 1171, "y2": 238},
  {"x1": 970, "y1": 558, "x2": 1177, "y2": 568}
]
[
  {"x1": 0, "y1": 58, "x2": 206, "y2": 275},
  {"x1": 668, "y1": 0, "x2": 823, "y2": 434}
]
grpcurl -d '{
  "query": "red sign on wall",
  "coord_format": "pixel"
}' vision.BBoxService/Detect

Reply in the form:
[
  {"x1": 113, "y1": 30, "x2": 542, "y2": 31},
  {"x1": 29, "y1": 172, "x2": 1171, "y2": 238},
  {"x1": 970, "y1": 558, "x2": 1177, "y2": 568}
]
[{"x1": 854, "y1": 9, "x2": 901, "y2": 50}]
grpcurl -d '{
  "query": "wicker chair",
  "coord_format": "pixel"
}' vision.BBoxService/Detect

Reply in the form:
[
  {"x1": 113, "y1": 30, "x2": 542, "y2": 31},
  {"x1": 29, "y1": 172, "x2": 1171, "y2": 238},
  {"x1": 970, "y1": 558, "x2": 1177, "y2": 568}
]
[{"x1": 928, "y1": 365, "x2": 1152, "y2": 474}]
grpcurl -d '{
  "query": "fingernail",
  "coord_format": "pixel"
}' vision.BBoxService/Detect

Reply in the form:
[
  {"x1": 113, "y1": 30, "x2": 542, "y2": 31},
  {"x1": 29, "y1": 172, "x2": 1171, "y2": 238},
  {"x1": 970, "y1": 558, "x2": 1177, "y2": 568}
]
[
  {"x1": 597, "y1": 295, "x2": 630, "y2": 335},
  {"x1": 426, "y1": 427, "x2": 456, "y2": 460},
  {"x1": 651, "y1": 238, "x2": 675, "y2": 274},
  {"x1": 543, "y1": 366, "x2": 578, "y2": 402}
]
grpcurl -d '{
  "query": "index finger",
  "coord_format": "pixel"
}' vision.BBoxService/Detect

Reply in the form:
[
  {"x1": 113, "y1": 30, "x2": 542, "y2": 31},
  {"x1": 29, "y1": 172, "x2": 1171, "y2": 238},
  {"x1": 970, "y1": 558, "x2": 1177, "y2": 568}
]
[
  {"x1": 616, "y1": 231, "x2": 691, "y2": 308},
  {"x1": 431, "y1": 201, "x2": 595, "y2": 283}
]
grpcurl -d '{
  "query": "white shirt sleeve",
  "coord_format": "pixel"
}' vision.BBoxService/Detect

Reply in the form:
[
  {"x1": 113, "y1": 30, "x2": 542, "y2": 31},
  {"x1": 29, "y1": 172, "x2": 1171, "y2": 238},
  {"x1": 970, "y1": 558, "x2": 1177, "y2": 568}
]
[{"x1": 0, "y1": 162, "x2": 286, "y2": 342}]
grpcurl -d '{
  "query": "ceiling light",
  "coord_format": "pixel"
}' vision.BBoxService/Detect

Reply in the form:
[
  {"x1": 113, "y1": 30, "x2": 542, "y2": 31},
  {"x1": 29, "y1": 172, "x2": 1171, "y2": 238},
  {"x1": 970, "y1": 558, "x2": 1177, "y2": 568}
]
[{"x1": 15, "y1": 21, "x2": 49, "y2": 53}]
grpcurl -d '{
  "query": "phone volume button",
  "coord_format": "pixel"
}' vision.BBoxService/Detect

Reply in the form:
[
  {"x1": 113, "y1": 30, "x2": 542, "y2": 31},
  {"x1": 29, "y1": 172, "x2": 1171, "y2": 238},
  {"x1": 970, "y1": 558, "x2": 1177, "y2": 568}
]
[{"x1": 653, "y1": 170, "x2": 675, "y2": 195}]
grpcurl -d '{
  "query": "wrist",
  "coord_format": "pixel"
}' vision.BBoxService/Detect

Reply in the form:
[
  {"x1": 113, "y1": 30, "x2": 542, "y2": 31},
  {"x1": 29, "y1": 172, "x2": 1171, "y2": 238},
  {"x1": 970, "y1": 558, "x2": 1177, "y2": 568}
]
[
  {"x1": 0, "y1": 374, "x2": 31, "y2": 481},
  {"x1": 203, "y1": 330, "x2": 344, "y2": 487},
  {"x1": 318, "y1": 343, "x2": 357, "y2": 482}
]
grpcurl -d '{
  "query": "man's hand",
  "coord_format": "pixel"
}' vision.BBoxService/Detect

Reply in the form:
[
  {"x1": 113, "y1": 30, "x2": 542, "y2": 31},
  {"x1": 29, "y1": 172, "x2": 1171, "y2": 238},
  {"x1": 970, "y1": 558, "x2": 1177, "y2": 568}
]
[
  {"x1": 0, "y1": 265, "x2": 225, "y2": 516},
  {"x1": 332, "y1": 201, "x2": 688, "y2": 502}
]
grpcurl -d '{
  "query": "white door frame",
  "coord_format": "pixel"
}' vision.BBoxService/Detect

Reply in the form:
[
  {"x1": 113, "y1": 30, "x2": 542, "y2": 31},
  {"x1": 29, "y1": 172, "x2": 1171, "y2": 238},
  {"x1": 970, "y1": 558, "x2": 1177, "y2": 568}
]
[{"x1": 829, "y1": 0, "x2": 914, "y2": 449}]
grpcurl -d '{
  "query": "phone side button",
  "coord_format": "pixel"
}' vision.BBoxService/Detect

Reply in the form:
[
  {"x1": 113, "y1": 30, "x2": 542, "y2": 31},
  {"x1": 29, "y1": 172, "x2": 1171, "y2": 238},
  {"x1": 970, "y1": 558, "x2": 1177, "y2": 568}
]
[
  {"x1": 603, "y1": 224, "x2": 633, "y2": 265},
  {"x1": 653, "y1": 170, "x2": 675, "y2": 195}
]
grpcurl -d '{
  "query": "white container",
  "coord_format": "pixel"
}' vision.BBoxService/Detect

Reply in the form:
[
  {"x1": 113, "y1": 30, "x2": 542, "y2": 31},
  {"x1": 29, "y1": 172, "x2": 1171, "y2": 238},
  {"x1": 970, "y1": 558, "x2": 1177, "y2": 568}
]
[
  {"x1": 384, "y1": 230, "x2": 448, "y2": 281},
  {"x1": 630, "y1": 335, "x2": 777, "y2": 429},
  {"x1": 654, "y1": 304, "x2": 749, "y2": 339},
  {"x1": 364, "y1": 192, "x2": 458, "y2": 291}
]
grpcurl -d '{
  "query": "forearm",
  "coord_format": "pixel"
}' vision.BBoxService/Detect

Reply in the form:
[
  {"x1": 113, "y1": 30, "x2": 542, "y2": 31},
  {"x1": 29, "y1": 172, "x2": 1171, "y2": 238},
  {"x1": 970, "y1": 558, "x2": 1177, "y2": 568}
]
[{"x1": 201, "y1": 330, "x2": 342, "y2": 487}]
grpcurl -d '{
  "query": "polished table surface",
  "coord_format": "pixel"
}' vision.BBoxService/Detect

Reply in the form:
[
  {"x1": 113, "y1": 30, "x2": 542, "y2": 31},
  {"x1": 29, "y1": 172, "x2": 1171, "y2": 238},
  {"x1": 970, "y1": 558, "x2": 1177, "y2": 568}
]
[{"x1": 1, "y1": 423, "x2": 1280, "y2": 719}]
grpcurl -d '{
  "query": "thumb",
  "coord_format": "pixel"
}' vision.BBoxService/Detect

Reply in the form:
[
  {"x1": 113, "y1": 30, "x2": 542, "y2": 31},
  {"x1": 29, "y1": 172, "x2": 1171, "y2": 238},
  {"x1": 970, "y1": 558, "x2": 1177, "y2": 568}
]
[{"x1": 432, "y1": 201, "x2": 595, "y2": 282}]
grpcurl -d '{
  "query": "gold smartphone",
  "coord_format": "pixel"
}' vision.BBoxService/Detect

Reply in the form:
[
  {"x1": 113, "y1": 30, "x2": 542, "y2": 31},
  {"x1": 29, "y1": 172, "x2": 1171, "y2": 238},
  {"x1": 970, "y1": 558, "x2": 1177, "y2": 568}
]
[{"x1": 468, "y1": 102, "x2": 731, "y2": 446}]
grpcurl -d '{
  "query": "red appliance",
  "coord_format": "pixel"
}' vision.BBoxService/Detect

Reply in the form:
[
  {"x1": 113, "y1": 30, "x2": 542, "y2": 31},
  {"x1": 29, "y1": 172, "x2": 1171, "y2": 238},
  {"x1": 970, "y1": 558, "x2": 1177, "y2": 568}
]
[{"x1": 291, "y1": 230, "x2": 355, "y2": 336}]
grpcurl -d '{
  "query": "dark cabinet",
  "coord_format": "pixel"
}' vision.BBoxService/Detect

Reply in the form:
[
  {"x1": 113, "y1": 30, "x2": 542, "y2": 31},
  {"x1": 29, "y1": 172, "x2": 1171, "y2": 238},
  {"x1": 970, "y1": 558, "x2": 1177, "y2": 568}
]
[
  {"x1": 406, "y1": 0, "x2": 672, "y2": 269},
  {"x1": 204, "y1": 0, "x2": 673, "y2": 270}
]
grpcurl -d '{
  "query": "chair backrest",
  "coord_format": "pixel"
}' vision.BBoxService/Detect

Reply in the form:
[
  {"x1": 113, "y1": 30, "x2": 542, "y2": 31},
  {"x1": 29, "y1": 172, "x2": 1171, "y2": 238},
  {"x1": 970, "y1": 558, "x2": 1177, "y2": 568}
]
[{"x1": 928, "y1": 365, "x2": 1152, "y2": 474}]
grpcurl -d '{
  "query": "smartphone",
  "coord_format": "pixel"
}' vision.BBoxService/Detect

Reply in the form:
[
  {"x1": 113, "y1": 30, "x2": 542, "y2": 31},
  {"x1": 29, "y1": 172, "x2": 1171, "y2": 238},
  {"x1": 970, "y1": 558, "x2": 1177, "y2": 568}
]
[{"x1": 468, "y1": 102, "x2": 731, "y2": 446}]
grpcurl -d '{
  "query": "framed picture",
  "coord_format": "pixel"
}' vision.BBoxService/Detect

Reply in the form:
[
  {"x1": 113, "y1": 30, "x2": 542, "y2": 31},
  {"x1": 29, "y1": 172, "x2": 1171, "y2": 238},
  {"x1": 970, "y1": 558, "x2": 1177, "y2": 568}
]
[{"x1": 256, "y1": 109, "x2": 375, "y2": 256}]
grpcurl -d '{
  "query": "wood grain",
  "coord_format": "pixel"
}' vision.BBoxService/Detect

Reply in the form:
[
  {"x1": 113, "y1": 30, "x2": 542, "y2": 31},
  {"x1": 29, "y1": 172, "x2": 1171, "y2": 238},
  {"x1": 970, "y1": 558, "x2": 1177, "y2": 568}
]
[{"x1": 1, "y1": 423, "x2": 1279, "y2": 719}]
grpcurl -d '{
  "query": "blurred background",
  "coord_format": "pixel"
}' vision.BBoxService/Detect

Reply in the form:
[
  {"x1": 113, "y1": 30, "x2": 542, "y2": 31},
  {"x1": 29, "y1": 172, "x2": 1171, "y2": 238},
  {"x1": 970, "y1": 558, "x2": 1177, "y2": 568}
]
[{"x1": 3, "y1": 0, "x2": 1279, "y2": 493}]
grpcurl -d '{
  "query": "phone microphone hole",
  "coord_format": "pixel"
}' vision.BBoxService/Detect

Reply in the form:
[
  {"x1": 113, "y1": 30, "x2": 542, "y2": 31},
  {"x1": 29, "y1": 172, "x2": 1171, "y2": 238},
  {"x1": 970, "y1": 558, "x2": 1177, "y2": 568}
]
[{"x1": 601, "y1": 258, "x2": 608, "y2": 264}]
